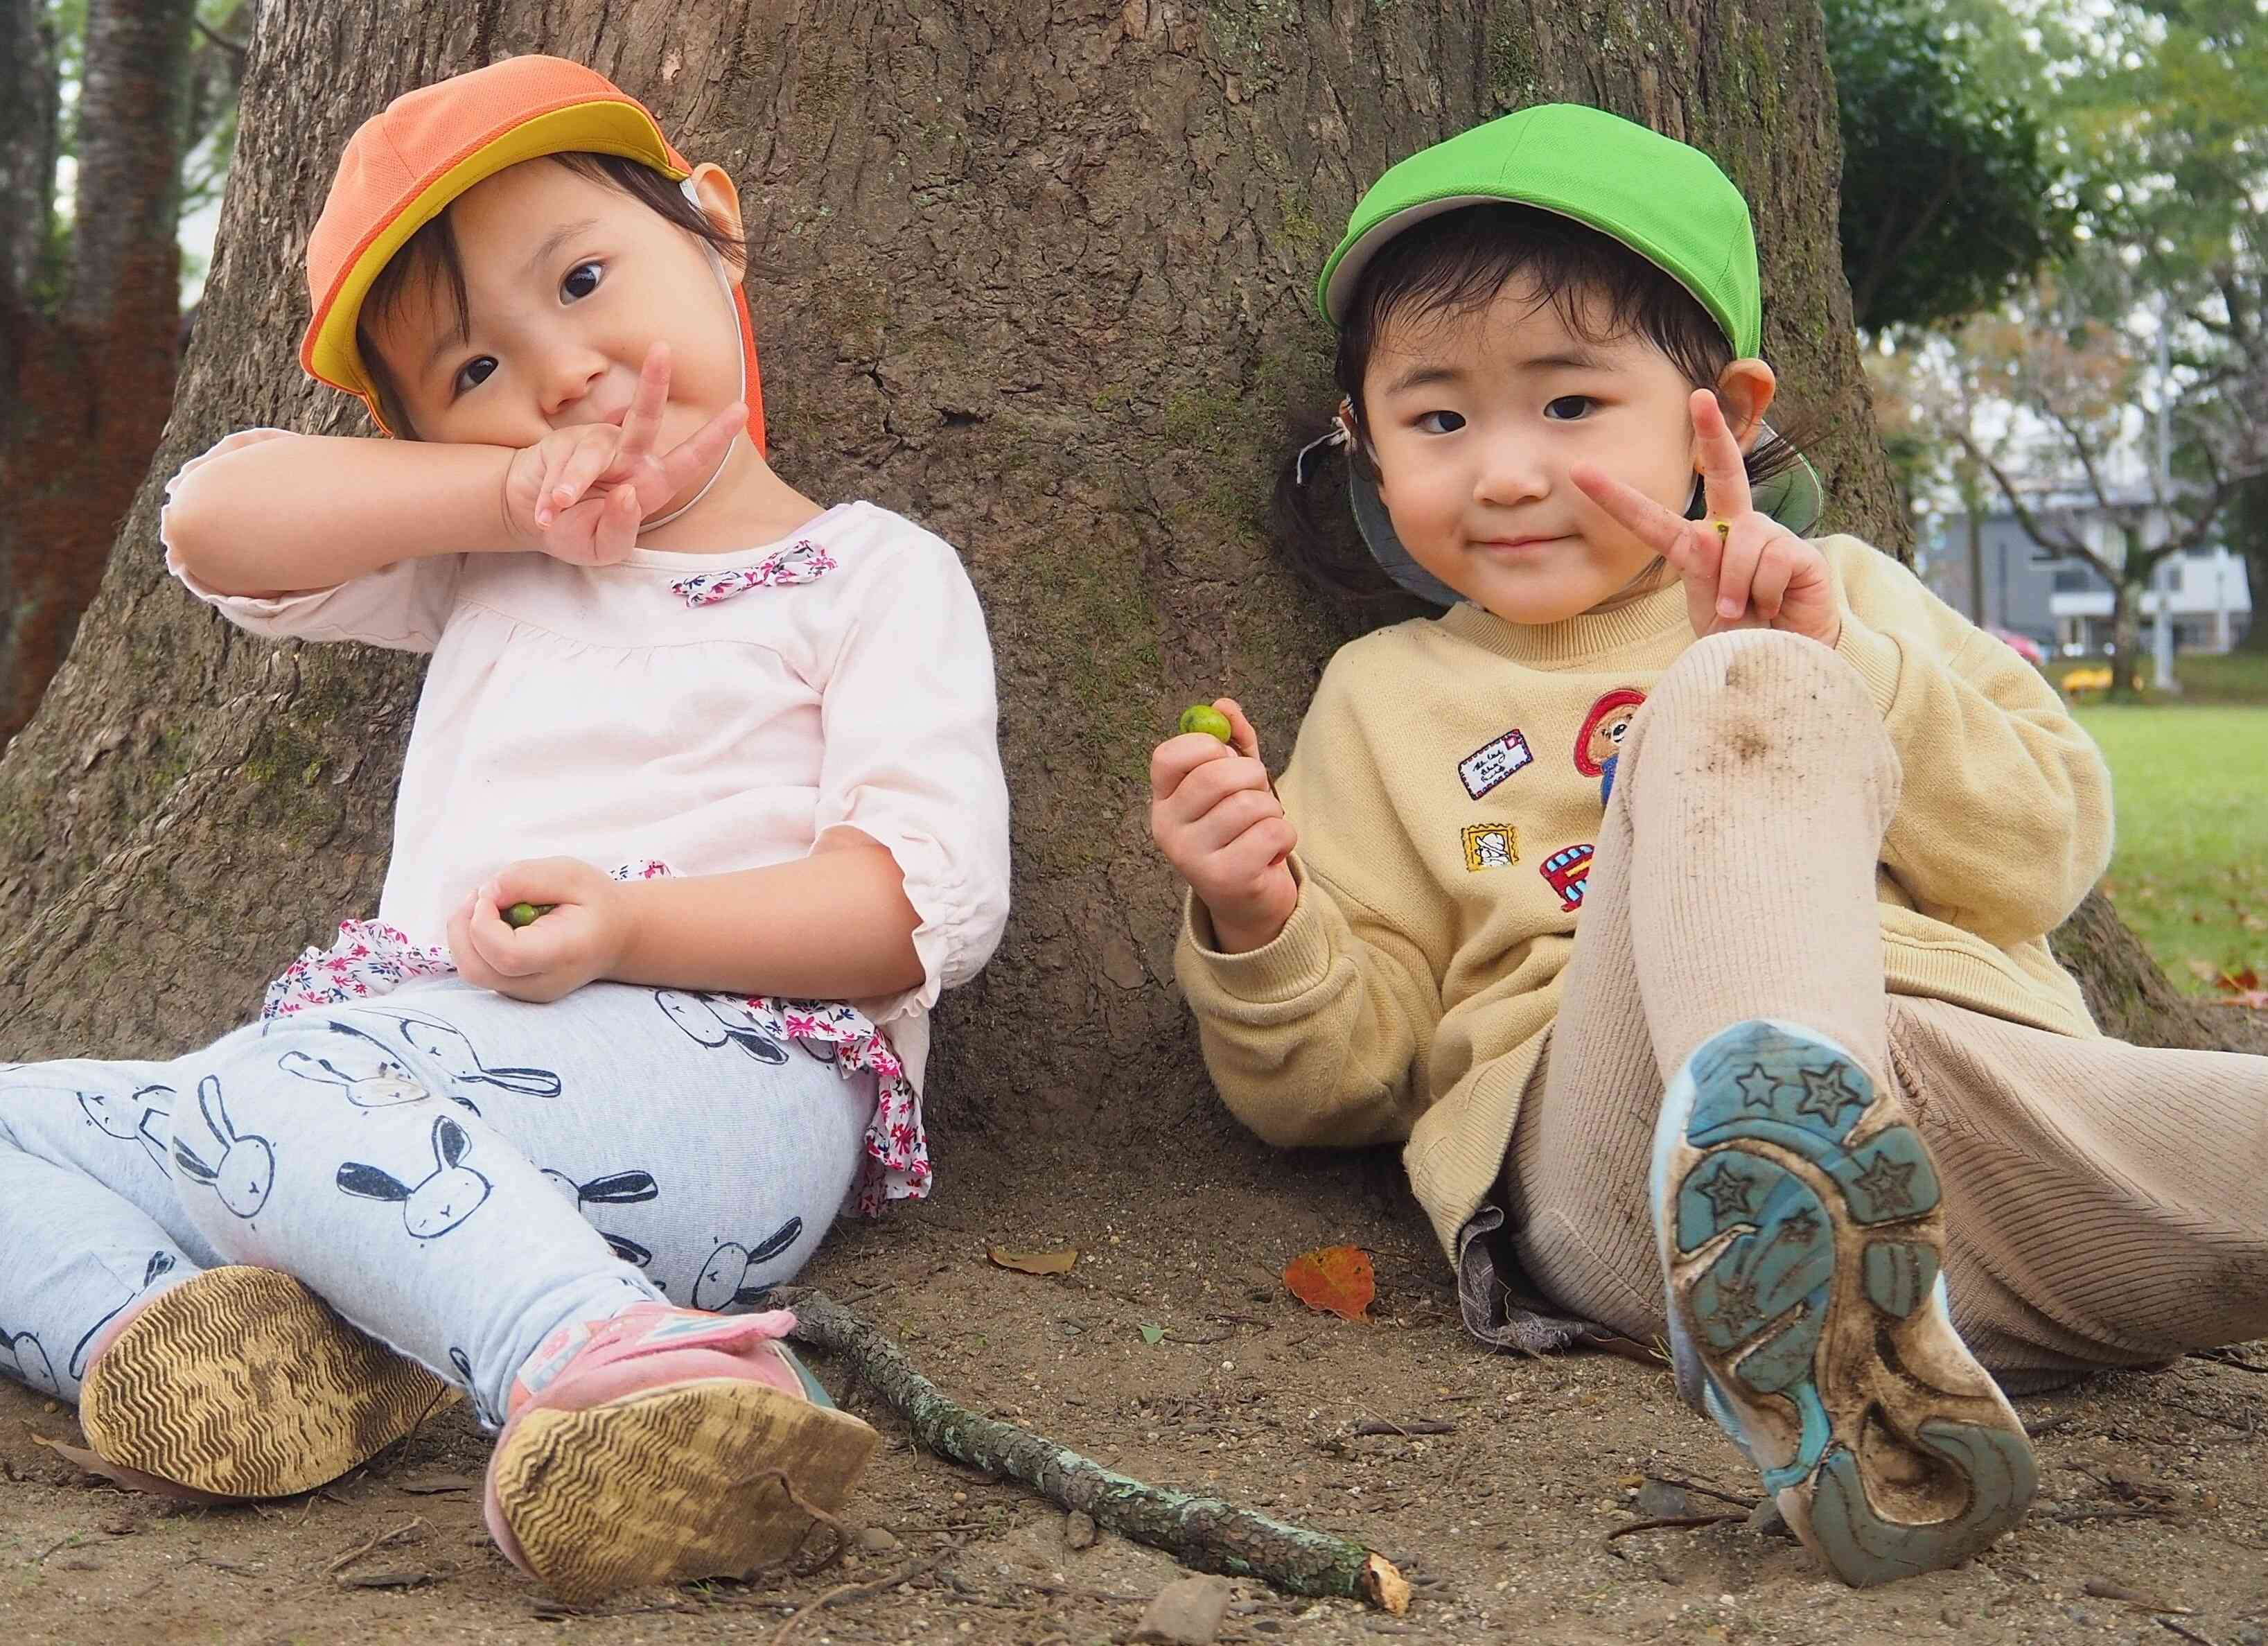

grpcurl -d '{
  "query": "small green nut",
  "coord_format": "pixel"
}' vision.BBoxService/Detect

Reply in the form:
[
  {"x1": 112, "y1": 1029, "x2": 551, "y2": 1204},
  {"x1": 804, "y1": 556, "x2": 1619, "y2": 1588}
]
[
  {"x1": 1178, "y1": 703, "x2": 1233, "y2": 743},
  {"x1": 503, "y1": 901, "x2": 556, "y2": 929}
]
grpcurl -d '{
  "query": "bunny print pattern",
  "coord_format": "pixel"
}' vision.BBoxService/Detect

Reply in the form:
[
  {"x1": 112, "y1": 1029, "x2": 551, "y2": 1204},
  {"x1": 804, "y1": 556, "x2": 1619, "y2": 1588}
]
[{"x1": 0, "y1": 975, "x2": 871, "y2": 1421}]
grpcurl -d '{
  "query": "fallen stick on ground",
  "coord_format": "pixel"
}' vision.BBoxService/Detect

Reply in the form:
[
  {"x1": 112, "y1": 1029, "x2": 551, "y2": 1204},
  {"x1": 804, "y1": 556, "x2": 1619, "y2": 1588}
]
[{"x1": 775, "y1": 1287, "x2": 1410, "y2": 1615}]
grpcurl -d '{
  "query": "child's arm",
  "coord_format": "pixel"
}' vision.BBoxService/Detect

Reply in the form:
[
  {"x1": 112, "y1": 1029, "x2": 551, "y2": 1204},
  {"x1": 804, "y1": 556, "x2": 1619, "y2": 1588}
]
[
  {"x1": 164, "y1": 434, "x2": 522, "y2": 597},
  {"x1": 1153, "y1": 688, "x2": 1441, "y2": 1149},
  {"x1": 166, "y1": 346, "x2": 741, "y2": 599},
  {"x1": 1831, "y1": 543, "x2": 2113, "y2": 947},
  {"x1": 446, "y1": 516, "x2": 1012, "y2": 1008},
  {"x1": 444, "y1": 843, "x2": 923, "y2": 1004},
  {"x1": 1176, "y1": 866, "x2": 1441, "y2": 1149}
]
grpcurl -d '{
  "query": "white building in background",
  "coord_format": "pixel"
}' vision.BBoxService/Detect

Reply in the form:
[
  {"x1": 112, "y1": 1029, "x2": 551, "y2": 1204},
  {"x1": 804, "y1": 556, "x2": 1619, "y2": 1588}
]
[{"x1": 1923, "y1": 489, "x2": 2253, "y2": 656}]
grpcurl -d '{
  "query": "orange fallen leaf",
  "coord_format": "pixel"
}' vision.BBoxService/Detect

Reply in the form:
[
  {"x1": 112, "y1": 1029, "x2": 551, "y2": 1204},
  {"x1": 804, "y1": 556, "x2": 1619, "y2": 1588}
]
[
  {"x1": 1283, "y1": 1245, "x2": 1375, "y2": 1322},
  {"x1": 988, "y1": 1245, "x2": 1077, "y2": 1275}
]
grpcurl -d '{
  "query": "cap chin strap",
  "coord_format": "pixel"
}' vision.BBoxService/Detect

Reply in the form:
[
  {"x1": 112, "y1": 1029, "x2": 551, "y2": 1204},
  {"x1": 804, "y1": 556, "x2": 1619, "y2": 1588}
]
[{"x1": 640, "y1": 177, "x2": 745, "y2": 534}]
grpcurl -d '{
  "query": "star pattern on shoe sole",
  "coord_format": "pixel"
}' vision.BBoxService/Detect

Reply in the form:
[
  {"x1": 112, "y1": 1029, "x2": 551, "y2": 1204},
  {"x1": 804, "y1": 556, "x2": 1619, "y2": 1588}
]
[
  {"x1": 1853, "y1": 1153, "x2": 1919, "y2": 1216},
  {"x1": 1736, "y1": 1062, "x2": 1781, "y2": 1112},
  {"x1": 1696, "y1": 1159, "x2": 1759, "y2": 1220},
  {"x1": 1795, "y1": 1063, "x2": 1865, "y2": 1127}
]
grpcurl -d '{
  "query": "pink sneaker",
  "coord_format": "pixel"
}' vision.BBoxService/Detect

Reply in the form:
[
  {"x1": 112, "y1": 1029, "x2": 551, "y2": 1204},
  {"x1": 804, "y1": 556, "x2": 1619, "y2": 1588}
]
[{"x1": 482, "y1": 1304, "x2": 879, "y2": 1604}]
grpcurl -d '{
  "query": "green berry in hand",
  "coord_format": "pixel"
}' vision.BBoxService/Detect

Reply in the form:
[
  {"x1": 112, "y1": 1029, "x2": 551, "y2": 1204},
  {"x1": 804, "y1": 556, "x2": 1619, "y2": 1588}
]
[
  {"x1": 503, "y1": 901, "x2": 556, "y2": 929},
  {"x1": 1178, "y1": 704, "x2": 1233, "y2": 743}
]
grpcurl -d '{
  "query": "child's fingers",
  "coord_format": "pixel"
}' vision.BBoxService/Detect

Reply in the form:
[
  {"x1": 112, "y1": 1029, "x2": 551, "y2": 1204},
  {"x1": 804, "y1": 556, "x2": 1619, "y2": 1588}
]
[
  {"x1": 464, "y1": 891, "x2": 545, "y2": 978},
  {"x1": 1570, "y1": 462, "x2": 1696, "y2": 561},
  {"x1": 656, "y1": 402, "x2": 746, "y2": 503},
  {"x1": 1747, "y1": 531, "x2": 1802, "y2": 620},
  {"x1": 1214, "y1": 697, "x2": 1265, "y2": 763},
  {"x1": 1177, "y1": 785, "x2": 1285, "y2": 859},
  {"x1": 1213, "y1": 814, "x2": 1298, "y2": 886},
  {"x1": 548, "y1": 432, "x2": 617, "y2": 520},
  {"x1": 1150, "y1": 732, "x2": 1236, "y2": 803},
  {"x1": 589, "y1": 484, "x2": 641, "y2": 563},
  {"x1": 446, "y1": 896, "x2": 509, "y2": 991},
  {"x1": 617, "y1": 343, "x2": 672, "y2": 468},
  {"x1": 1691, "y1": 389, "x2": 1756, "y2": 528},
  {"x1": 1714, "y1": 513, "x2": 1777, "y2": 622},
  {"x1": 1159, "y1": 746, "x2": 1273, "y2": 822}
]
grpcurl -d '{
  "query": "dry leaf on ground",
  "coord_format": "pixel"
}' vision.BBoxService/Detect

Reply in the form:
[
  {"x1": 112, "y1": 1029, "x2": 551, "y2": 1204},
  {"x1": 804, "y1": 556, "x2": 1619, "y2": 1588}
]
[
  {"x1": 1283, "y1": 1245, "x2": 1375, "y2": 1322},
  {"x1": 990, "y1": 1245, "x2": 1078, "y2": 1275}
]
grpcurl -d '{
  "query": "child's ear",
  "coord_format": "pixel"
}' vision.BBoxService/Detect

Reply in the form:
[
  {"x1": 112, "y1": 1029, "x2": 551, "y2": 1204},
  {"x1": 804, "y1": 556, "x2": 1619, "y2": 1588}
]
[
  {"x1": 687, "y1": 162, "x2": 746, "y2": 277},
  {"x1": 1712, "y1": 358, "x2": 1779, "y2": 453}
]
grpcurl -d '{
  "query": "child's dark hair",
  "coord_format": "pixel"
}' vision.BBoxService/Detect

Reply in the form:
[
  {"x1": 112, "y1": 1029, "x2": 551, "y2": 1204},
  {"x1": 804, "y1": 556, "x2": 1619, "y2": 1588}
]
[
  {"x1": 356, "y1": 153, "x2": 744, "y2": 438},
  {"x1": 1276, "y1": 203, "x2": 1813, "y2": 598}
]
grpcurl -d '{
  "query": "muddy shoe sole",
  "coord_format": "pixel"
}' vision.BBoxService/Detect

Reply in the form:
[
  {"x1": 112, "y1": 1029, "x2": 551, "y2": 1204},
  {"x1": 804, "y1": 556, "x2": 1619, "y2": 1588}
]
[
  {"x1": 78, "y1": 1266, "x2": 450, "y2": 1498},
  {"x1": 1650, "y1": 1019, "x2": 2037, "y2": 1586},
  {"x1": 490, "y1": 1378, "x2": 879, "y2": 1606}
]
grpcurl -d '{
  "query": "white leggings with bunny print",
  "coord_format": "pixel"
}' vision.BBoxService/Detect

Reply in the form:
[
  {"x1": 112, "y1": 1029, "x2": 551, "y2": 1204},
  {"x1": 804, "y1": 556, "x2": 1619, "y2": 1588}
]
[{"x1": 0, "y1": 977, "x2": 872, "y2": 1426}]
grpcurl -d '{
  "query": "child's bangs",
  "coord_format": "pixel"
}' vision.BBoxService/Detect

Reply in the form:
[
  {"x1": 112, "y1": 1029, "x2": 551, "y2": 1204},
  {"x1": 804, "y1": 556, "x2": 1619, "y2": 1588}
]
[
  {"x1": 357, "y1": 216, "x2": 473, "y2": 438},
  {"x1": 1343, "y1": 204, "x2": 1734, "y2": 396}
]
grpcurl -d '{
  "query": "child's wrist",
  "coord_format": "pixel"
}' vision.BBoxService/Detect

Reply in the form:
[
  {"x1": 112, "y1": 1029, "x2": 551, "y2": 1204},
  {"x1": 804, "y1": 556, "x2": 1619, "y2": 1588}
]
[{"x1": 1207, "y1": 900, "x2": 1290, "y2": 956}]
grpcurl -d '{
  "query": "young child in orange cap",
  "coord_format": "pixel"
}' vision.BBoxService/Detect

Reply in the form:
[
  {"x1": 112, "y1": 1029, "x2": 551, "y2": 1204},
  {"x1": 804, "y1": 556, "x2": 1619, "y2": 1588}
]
[{"x1": 0, "y1": 55, "x2": 1010, "y2": 1604}]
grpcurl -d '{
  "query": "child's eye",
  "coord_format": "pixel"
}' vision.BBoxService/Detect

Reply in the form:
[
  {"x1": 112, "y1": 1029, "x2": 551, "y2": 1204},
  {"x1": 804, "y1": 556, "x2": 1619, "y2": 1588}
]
[
  {"x1": 452, "y1": 356, "x2": 498, "y2": 395},
  {"x1": 562, "y1": 261, "x2": 603, "y2": 301},
  {"x1": 1543, "y1": 395, "x2": 1596, "y2": 421},
  {"x1": 1414, "y1": 410, "x2": 1466, "y2": 435}
]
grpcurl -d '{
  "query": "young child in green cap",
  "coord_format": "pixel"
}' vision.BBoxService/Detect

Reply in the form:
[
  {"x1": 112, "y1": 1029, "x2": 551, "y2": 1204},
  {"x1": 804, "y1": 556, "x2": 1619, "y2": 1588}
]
[{"x1": 1149, "y1": 103, "x2": 2268, "y2": 1587}]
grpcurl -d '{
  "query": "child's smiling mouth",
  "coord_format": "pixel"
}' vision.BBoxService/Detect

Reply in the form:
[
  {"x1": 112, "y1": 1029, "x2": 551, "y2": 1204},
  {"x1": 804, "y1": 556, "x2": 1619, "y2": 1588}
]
[{"x1": 1473, "y1": 533, "x2": 1570, "y2": 555}]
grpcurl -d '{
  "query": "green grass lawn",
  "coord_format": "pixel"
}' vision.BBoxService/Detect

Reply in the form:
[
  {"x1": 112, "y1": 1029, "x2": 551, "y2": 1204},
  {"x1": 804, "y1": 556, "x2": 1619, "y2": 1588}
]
[
  {"x1": 2048, "y1": 646, "x2": 2268, "y2": 704},
  {"x1": 2074, "y1": 701, "x2": 2268, "y2": 995}
]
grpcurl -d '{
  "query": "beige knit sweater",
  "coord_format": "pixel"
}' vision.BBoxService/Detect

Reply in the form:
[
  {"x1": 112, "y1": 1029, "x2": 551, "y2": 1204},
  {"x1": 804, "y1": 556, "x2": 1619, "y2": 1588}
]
[{"x1": 1175, "y1": 536, "x2": 2111, "y2": 1259}]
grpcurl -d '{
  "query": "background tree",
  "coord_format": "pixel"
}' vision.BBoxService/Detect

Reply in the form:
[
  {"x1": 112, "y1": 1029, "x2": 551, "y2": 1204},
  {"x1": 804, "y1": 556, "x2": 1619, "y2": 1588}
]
[
  {"x1": 0, "y1": 0, "x2": 248, "y2": 753},
  {"x1": 0, "y1": 0, "x2": 2244, "y2": 1167},
  {"x1": 2046, "y1": 0, "x2": 2266, "y2": 649},
  {"x1": 1946, "y1": 263, "x2": 2259, "y2": 697},
  {"x1": 1823, "y1": 0, "x2": 2073, "y2": 334}
]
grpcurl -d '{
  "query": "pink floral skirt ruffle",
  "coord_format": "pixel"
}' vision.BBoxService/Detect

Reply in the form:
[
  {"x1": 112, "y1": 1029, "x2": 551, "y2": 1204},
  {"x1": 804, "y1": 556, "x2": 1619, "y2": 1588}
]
[{"x1": 261, "y1": 862, "x2": 930, "y2": 1215}]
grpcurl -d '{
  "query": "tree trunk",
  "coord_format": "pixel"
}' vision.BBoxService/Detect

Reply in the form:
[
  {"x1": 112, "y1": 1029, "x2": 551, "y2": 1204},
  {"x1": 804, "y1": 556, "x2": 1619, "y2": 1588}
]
[
  {"x1": 2233, "y1": 471, "x2": 2268, "y2": 654},
  {"x1": 2110, "y1": 570, "x2": 2143, "y2": 701},
  {"x1": 1964, "y1": 502, "x2": 1986, "y2": 627},
  {"x1": 0, "y1": 0, "x2": 2237, "y2": 1132},
  {"x1": 0, "y1": 0, "x2": 194, "y2": 750}
]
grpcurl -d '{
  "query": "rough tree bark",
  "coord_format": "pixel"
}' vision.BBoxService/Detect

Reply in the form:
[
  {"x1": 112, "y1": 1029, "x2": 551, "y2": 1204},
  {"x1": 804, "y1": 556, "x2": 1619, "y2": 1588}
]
[
  {"x1": 0, "y1": 0, "x2": 197, "y2": 749},
  {"x1": 0, "y1": 0, "x2": 2239, "y2": 1139}
]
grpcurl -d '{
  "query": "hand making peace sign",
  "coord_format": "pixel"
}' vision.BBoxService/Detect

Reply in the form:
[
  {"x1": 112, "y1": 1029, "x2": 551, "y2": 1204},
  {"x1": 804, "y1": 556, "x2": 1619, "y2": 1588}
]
[
  {"x1": 1572, "y1": 389, "x2": 1840, "y2": 648},
  {"x1": 503, "y1": 342, "x2": 748, "y2": 566}
]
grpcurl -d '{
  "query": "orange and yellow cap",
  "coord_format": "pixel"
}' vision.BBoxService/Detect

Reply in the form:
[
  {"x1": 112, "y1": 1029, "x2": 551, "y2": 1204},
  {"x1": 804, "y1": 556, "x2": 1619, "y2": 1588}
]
[{"x1": 300, "y1": 54, "x2": 765, "y2": 448}]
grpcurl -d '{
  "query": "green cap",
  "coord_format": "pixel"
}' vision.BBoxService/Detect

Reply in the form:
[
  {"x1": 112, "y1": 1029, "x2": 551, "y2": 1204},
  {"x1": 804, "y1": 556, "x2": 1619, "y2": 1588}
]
[{"x1": 1317, "y1": 103, "x2": 1762, "y2": 358}]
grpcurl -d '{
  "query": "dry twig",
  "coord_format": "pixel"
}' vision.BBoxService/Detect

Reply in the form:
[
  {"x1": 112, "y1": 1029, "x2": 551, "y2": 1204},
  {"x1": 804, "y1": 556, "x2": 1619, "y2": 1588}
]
[
  {"x1": 765, "y1": 1558, "x2": 935, "y2": 1646},
  {"x1": 777, "y1": 1287, "x2": 1409, "y2": 1613},
  {"x1": 1605, "y1": 1513, "x2": 1748, "y2": 1541}
]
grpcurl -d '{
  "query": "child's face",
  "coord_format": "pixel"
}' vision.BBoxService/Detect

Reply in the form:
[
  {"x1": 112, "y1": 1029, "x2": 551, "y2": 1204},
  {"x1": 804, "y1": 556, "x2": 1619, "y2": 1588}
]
[
  {"x1": 1362, "y1": 278, "x2": 1727, "y2": 625},
  {"x1": 364, "y1": 159, "x2": 741, "y2": 455}
]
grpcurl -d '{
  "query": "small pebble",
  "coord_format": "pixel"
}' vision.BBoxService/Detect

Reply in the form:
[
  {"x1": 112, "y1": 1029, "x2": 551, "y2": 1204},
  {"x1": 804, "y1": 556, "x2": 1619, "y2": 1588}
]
[
  {"x1": 1134, "y1": 1575, "x2": 1235, "y2": 1645},
  {"x1": 1746, "y1": 1497, "x2": 1793, "y2": 1540},
  {"x1": 1064, "y1": 1510, "x2": 1099, "y2": 1550},
  {"x1": 856, "y1": 1525, "x2": 900, "y2": 1553}
]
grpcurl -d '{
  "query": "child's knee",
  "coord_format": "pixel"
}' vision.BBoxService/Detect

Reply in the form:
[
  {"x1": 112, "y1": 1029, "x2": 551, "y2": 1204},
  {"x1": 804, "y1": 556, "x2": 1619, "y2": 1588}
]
[{"x1": 1638, "y1": 630, "x2": 1892, "y2": 784}]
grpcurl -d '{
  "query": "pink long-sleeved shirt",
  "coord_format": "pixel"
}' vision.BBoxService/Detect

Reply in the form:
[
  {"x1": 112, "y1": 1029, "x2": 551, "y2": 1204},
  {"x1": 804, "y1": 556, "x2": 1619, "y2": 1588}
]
[{"x1": 162, "y1": 429, "x2": 1012, "y2": 1100}]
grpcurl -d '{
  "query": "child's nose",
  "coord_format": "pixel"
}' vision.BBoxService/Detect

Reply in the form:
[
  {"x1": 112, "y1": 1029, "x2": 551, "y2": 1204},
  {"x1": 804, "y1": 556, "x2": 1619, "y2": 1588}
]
[
  {"x1": 539, "y1": 345, "x2": 610, "y2": 421},
  {"x1": 1472, "y1": 440, "x2": 1547, "y2": 505}
]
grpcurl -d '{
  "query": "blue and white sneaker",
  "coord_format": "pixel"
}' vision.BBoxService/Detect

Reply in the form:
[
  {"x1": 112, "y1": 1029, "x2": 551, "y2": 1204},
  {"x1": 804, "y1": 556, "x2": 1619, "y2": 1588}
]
[{"x1": 1650, "y1": 1019, "x2": 2037, "y2": 1586}]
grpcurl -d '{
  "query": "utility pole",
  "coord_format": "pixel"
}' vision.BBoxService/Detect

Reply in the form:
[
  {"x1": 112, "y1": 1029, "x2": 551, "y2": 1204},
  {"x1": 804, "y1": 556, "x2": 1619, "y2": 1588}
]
[{"x1": 2152, "y1": 299, "x2": 2179, "y2": 692}]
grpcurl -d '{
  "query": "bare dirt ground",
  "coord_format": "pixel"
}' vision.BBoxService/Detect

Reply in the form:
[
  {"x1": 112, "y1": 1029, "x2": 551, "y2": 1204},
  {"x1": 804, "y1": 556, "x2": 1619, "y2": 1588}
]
[{"x1": 3, "y1": 1128, "x2": 2265, "y2": 1646}]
